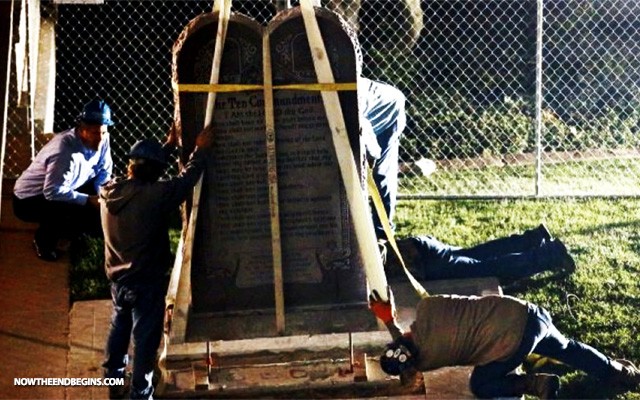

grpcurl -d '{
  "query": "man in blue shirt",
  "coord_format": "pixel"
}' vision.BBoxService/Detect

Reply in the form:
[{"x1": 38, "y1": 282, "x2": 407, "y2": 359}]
[{"x1": 12, "y1": 100, "x2": 114, "y2": 261}]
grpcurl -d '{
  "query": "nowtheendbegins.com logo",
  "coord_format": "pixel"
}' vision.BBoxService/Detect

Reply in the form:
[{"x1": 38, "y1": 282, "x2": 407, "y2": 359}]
[{"x1": 14, "y1": 377, "x2": 124, "y2": 386}]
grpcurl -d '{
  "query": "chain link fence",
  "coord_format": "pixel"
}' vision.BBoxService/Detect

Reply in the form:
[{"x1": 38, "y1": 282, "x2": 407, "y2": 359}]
[{"x1": 3, "y1": 0, "x2": 640, "y2": 198}]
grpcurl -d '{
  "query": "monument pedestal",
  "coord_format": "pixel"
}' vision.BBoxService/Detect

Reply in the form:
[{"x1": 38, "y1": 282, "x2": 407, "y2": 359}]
[{"x1": 160, "y1": 277, "x2": 502, "y2": 398}]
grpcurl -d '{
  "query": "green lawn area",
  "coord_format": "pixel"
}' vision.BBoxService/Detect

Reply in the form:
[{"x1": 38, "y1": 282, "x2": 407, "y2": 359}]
[
  {"x1": 395, "y1": 197, "x2": 640, "y2": 399},
  {"x1": 399, "y1": 156, "x2": 640, "y2": 197}
]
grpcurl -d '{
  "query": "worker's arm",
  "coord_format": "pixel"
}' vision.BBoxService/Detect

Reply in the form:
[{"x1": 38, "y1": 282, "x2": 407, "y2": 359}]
[
  {"x1": 160, "y1": 126, "x2": 214, "y2": 210},
  {"x1": 42, "y1": 150, "x2": 89, "y2": 205},
  {"x1": 369, "y1": 287, "x2": 404, "y2": 340},
  {"x1": 93, "y1": 133, "x2": 113, "y2": 192}
]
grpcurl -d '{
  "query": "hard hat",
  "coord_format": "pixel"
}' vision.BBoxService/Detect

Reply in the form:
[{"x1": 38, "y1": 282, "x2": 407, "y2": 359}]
[
  {"x1": 379, "y1": 338, "x2": 417, "y2": 376},
  {"x1": 128, "y1": 138, "x2": 168, "y2": 166},
  {"x1": 78, "y1": 100, "x2": 115, "y2": 126}
]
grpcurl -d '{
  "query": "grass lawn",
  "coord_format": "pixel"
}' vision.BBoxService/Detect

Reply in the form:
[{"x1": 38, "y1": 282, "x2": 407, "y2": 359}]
[
  {"x1": 400, "y1": 156, "x2": 640, "y2": 197},
  {"x1": 71, "y1": 196, "x2": 640, "y2": 398},
  {"x1": 395, "y1": 197, "x2": 640, "y2": 399}
]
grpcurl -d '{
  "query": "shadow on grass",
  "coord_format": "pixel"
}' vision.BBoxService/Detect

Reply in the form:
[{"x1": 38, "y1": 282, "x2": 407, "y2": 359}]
[
  {"x1": 576, "y1": 220, "x2": 640, "y2": 237},
  {"x1": 502, "y1": 271, "x2": 573, "y2": 297}
]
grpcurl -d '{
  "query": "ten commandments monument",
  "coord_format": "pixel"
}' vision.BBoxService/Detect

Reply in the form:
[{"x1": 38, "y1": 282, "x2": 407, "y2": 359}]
[{"x1": 170, "y1": 6, "x2": 377, "y2": 341}]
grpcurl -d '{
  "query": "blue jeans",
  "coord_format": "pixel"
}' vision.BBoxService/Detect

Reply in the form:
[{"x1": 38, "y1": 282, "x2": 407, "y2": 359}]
[
  {"x1": 470, "y1": 303, "x2": 614, "y2": 398},
  {"x1": 411, "y1": 230, "x2": 558, "y2": 281},
  {"x1": 361, "y1": 78, "x2": 406, "y2": 238},
  {"x1": 103, "y1": 281, "x2": 166, "y2": 399}
]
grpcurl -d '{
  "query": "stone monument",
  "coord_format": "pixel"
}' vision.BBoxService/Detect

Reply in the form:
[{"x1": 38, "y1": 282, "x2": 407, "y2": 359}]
[{"x1": 171, "y1": 7, "x2": 374, "y2": 341}]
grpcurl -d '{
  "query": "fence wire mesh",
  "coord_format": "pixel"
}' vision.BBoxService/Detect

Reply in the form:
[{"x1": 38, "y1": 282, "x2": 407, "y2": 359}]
[{"x1": 3, "y1": 0, "x2": 640, "y2": 198}]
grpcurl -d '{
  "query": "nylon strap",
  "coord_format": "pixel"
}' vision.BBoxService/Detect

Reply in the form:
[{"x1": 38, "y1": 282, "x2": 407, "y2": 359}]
[
  {"x1": 367, "y1": 167, "x2": 429, "y2": 298},
  {"x1": 174, "y1": 82, "x2": 357, "y2": 92}
]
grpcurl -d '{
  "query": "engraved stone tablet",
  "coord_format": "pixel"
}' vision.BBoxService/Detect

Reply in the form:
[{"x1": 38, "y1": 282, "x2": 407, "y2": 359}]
[{"x1": 172, "y1": 8, "x2": 372, "y2": 340}]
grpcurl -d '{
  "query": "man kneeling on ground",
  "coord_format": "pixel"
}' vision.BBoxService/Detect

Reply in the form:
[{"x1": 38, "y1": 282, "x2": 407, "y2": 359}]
[{"x1": 369, "y1": 288, "x2": 640, "y2": 398}]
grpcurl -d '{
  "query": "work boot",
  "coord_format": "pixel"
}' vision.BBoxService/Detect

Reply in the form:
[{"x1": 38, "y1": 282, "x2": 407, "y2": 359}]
[
  {"x1": 523, "y1": 224, "x2": 553, "y2": 248},
  {"x1": 518, "y1": 373, "x2": 561, "y2": 399},
  {"x1": 108, "y1": 384, "x2": 126, "y2": 400},
  {"x1": 608, "y1": 359, "x2": 640, "y2": 390},
  {"x1": 547, "y1": 239, "x2": 576, "y2": 274},
  {"x1": 32, "y1": 236, "x2": 59, "y2": 262}
]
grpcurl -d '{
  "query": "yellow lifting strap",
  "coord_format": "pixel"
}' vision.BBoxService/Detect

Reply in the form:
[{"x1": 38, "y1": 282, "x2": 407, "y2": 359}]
[
  {"x1": 174, "y1": 82, "x2": 357, "y2": 93},
  {"x1": 367, "y1": 167, "x2": 429, "y2": 298}
]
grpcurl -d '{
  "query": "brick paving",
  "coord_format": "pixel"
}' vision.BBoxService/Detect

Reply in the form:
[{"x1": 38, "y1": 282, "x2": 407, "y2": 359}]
[
  {"x1": 0, "y1": 192, "x2": 70, "y2": 400},
  {"x1": 0, "y1": 185, "x2": 115, "y2": 400},
  {"x1": 66, "y1": 300, "x2": 111, "y2": 400}
]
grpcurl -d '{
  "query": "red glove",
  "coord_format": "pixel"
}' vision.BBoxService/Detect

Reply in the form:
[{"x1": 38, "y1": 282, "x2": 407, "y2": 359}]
[{"x1": 369, "y1": 287, "x2": 396, "y2": 324}]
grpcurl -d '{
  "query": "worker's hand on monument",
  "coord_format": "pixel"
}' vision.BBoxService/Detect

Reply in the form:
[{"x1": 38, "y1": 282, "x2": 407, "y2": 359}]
[
  {"x1": 369, "y1": 287, "x2": 396, "y2": 324},
  {"x1": 195, "y1": 125, "x2": 214, "y2": 150},
  {"x1": 164, "y1": 123, "x2": 179, "y2": 147}
]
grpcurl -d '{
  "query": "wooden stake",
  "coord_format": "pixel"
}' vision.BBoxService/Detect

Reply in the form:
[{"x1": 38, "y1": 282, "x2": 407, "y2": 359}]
[
  {"x1": 263, "y1": 33, "x2": 286, "y2": 334},
  {"x1": 169, "y1": 0, "x2": 232, "y2": 344},
  {"x1": 299, "y1": 0, "x2": 389, "y2": 300}
]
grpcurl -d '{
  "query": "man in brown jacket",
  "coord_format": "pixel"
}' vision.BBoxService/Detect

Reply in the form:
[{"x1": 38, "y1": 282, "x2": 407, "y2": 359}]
[
  {"x1": 369, "y1": 289, "x2": 640, "y2": 398},
  {"x1": 100, "y1": 126, "x2": 212, "y2": 399}
]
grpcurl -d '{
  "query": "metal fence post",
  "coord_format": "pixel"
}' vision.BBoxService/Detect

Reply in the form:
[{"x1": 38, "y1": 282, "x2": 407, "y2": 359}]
[{"x1": 535, "y1": 0, "x2": 544, "y2": 196}]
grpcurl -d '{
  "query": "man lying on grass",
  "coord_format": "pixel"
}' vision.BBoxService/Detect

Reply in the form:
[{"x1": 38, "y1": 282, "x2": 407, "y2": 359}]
[
  {"x1": 383, "y1": 224, "x2": 575, "y2": 284},
  {"x1": 369, "y1": 288, "x2": 640, "y2": 399}
]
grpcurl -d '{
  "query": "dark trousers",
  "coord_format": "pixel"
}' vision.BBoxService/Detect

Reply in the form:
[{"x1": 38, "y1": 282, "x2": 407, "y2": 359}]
[
  {"x1": 12, "y1": 183, "x2": 101, "y2": 250},
  {"x1": 469, "y1": 303, "x2": 613, "y2": 398},
  {"x1": 413, "y1": 230, "x2": 558, "y2": 281},
  {"x1": 103, "y1": 280, "x2": 167, "y2": 400}
]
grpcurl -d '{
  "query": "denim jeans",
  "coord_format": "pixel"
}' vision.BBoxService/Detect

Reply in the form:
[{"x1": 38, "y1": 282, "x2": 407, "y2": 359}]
[
  {"x1": 411, "y1": 230, "x2": 557, "y2": 281},
  {"x1": 103, "y1": 280, "x2": 167, "y2": 399},
  {"x1": 361, "y1": 78, "x2": 406, "y2": 238},
  {"x1": 469, "y1": 303, "x2": 614, "y2": 398}
]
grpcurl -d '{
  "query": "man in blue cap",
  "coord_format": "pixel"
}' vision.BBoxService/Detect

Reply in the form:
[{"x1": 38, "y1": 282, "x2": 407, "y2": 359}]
[{"x1": 12, "y1": 99, "x2": 114, "y2": 261}]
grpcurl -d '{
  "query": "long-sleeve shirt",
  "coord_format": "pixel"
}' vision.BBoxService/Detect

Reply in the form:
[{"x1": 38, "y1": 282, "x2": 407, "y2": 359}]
[
  {"x1": 358, "y1": 77, "x2": 407, "y2": 160},
  {"x1": 100, "y1": 147, "x2": 208, "y2": 284},
  {"x1": 13, "y1": 128, "x2": 113, "y2": 205},
  {"x1": 390, "y1": 294, "x2": 529, "y2": 371}
]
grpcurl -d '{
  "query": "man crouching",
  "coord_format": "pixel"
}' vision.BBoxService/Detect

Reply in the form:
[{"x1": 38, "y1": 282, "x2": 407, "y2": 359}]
[{"x1": 369, "y1": 288, "x2": 640, "y2": 398}]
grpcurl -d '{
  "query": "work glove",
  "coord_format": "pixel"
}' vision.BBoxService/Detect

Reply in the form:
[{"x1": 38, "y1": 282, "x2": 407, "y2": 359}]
[{"x1": 368, "y1": 286, "x2": 396, "y2": 324}]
